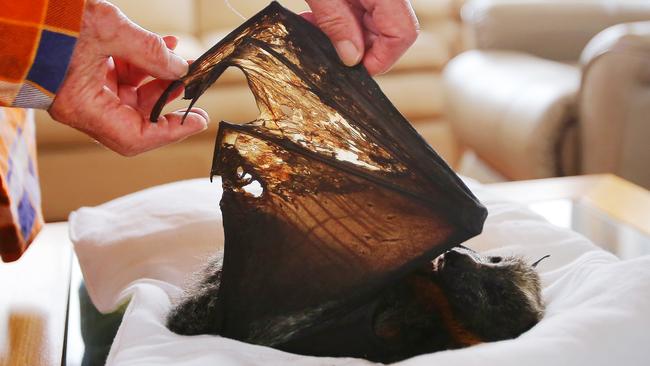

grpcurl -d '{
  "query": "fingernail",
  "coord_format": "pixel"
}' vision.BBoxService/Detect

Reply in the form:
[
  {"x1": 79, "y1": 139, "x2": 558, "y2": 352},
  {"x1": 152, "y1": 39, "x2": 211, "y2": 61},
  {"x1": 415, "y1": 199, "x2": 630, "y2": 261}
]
[
  {"x1": 189, "y1": 108, "x2": 210, "y2": 124},
  {"x1": 335, "y1": 40, "x2": 361, "y2": 67},
  {"x1": 170, "y1": 53, "x2": 189, "y2": 77}
]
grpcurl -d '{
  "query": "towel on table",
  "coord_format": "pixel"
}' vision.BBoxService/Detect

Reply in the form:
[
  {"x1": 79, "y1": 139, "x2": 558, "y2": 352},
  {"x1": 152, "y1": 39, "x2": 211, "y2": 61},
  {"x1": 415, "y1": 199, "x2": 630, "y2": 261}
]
[{"x1": 70, "y1": 178, "x2": 650, "y2": 366}]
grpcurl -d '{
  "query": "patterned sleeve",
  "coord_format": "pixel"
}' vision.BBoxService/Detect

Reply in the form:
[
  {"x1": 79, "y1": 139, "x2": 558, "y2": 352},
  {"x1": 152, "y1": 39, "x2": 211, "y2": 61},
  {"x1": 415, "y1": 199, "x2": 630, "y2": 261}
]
[{"x1": 0, "y1": 0, "x2": 86, "y2": 109}]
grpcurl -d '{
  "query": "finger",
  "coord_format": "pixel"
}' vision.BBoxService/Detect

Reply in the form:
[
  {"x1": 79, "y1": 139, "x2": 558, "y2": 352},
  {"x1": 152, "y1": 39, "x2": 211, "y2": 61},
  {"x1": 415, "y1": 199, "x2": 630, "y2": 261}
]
[
  {"x1": 93, "y1": 102, "x2": 208, "y2": 156},
  {"x1": 107, "y1": 16, "x2": 188, "y2": 79},
  {"x1": 105, "y1": 57, "x2": 118, "y2": 93},
  {"x1": 115, "y1": 35, "x2": 180, "y2": 86},
  {"x1": 136, "y1": 108, "x2": 209, "y2": 152},
  {"x1": 359, "y1": 0, "x2": 419, "y2": 75},
  {"x1": 176, "y1": 107, "x2": 209, "y2": 123},
  {"x1": 163, "y1": 35, "x2": 178, "y2": 51},
  {"x1": 135, "y1": 78, "x2": 185, "y2": 117},
  {"x1": 360, "y1": 12, "x2": 381, "y2": 47},
  {"x1": 364, "y1": 32, "x2": 378, "y2": 50},
  {"x1": 299, "y1": 11, "x2": 316, "y2": 25},
  {"x1": 114, "y1": 59, "x2": 144, "y2": 87},
  {"x1": 362, "y1": 12, "x2": 380, "y2": 35},
  {"x1": 71, "y1": 82, "x2": 208, "y2": 156},
  {"x1": 305, "y1": 0, "x2": 365, "y2": 66}
]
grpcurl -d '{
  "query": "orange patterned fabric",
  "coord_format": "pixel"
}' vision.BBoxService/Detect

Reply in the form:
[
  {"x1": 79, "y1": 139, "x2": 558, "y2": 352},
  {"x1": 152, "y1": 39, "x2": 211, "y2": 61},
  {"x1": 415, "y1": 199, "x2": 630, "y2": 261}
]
[
  {"x1": 0, "y1": 0, "x2": 85, "y2": 108},
  {"x1": 0, "y1": 0, "x2": 85, "y2": 261},
  {"x1": 0, "y1": 109, "x2": 43, "y2": 262}
]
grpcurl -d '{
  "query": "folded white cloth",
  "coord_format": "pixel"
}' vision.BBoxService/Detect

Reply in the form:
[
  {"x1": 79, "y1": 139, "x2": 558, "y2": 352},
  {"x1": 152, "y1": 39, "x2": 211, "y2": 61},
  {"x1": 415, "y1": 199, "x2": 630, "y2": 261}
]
[{"x1": 70, "y1": 178, "x2": 650, "y2": 366}]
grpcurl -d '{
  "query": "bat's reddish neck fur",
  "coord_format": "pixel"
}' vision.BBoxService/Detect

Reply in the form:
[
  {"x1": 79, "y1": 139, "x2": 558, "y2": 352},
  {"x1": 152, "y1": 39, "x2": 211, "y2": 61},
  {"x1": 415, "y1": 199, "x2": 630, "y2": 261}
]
[{"x1": 408, "y1": 275, "x2": 483, "y2": 347}]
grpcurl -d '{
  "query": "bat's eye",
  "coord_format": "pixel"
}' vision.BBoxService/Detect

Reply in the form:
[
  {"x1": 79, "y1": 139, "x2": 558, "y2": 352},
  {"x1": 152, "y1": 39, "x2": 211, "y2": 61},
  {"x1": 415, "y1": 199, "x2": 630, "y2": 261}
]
[{"x1": 489, "y1": 256, "x2": 502, "y2": 264}]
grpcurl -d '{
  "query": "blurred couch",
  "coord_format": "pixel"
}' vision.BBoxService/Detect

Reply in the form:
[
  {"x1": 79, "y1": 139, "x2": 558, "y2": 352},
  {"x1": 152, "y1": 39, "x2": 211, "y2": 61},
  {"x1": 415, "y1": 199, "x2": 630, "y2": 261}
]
[
  {"x1": 444, "y1": 0, "x2": 650, "y2": 188},
  {"x1": 36, "y1": 0, "x2": 464, "y2": 221}
]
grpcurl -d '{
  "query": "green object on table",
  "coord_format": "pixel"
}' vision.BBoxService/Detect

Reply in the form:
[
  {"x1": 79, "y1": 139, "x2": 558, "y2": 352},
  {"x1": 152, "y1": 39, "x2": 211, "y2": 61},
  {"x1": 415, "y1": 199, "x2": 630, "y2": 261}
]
[{"x1": 78, "y1": 282, "x2": 127, "y2": 366}]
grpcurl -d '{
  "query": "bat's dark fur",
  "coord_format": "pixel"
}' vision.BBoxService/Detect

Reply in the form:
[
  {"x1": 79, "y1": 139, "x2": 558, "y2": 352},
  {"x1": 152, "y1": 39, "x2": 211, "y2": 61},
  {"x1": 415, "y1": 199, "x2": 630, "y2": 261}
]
[{"x1": 167, "y1": 247, "x2": 544, "y2": 362}]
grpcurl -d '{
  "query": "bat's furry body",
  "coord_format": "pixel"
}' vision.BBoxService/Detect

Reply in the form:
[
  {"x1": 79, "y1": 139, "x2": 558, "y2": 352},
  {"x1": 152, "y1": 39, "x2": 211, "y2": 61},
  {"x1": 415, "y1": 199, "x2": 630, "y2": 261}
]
[{"x1": 167, "y1": 248, "x2": 544, "y2": 362}]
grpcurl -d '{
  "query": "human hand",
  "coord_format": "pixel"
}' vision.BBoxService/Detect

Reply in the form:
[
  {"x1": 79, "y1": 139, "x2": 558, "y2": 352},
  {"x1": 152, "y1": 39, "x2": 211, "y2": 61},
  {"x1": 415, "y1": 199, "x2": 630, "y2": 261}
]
[
  {"x1": 303, "y1": 0, "x2": 419, "y2": 75},
  {"x1": 49, "y1": 0, "x2": 209, "y2": 157}
]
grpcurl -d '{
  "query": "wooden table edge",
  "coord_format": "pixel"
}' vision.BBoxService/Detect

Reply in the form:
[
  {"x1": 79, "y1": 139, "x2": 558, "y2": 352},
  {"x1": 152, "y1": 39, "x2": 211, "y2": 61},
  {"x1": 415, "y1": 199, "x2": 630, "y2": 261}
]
[{"x1": 485, "y1": 174, "x2": 650, "y2": 237}]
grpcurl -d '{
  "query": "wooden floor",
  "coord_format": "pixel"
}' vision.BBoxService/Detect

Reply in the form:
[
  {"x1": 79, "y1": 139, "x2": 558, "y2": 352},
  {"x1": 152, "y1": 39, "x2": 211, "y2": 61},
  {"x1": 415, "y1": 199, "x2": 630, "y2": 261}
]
[{"x1": 0, "y1": 224, "x2": 71, "y2": 366}]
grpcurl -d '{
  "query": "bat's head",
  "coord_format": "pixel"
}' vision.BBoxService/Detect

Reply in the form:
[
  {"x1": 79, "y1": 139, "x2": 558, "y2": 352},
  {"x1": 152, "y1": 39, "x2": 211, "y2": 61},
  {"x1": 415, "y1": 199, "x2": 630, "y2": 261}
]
[
  {"x1": 372, "y1": 247, "x2": 545, "y2": 361},
  {"x1": 431, "y1": 247, "x2": 546, "y2": 340}
]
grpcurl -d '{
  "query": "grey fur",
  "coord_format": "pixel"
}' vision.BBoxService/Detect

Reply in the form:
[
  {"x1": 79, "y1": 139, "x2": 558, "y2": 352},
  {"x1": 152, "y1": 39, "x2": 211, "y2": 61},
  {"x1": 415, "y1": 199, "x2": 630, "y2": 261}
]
[
  {"x1": 166, "y1": 247, "x2": 545, "y2": 361},
  {"x1": 166, "y1": 254, "x2": 225, "y2": 336}
]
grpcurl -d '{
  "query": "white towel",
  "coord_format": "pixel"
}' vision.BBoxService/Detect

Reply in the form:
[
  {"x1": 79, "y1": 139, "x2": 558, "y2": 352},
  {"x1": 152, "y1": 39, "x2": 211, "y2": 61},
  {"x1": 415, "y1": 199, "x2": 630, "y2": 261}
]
[{"x1": 70, "y1": 178, "x2": 650, "y2": 366}]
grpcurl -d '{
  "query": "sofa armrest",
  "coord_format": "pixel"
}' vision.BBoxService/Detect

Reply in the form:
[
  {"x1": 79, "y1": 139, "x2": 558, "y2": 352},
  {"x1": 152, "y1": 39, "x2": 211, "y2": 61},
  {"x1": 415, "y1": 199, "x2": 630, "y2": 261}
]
[
  {"x1": 462, "y1": 0, "x2": 650, "y2": 62},
  {"x1": 443, "y1": 50, "x2": 581, "y2": 180},
  {"x1": 579, "y1": 21, "x2": 650, "y2": 188},
  {"x1": 581, "y1": 21, "x2": 650, "y2": 65}
]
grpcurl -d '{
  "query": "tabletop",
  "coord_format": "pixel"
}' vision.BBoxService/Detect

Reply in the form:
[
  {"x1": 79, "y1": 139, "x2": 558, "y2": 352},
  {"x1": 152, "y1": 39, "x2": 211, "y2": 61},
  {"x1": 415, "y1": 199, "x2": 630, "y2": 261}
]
[
  {"x1": 485, "y1": 174, "x2": 650, "y2": 258},
  {"x1": 485, "y1": 174, "x2": 650, "y2": 236}
]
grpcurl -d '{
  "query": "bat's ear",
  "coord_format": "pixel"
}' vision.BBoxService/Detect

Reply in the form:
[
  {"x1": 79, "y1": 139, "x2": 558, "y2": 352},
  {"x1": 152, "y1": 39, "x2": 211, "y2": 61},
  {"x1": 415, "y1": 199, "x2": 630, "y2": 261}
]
[
  {"x1": 531, "y1": 255, "x2": 551, "y2": 268},
  {"x1": 150, "y1": 80, "x2": 185, "y2": 122}
]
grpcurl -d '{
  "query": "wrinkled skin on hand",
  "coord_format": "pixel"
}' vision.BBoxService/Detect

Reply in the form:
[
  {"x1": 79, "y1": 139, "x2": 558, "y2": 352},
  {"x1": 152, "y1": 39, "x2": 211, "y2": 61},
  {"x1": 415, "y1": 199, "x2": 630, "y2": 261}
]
[
  {"x1": 302, "y1": 0, "x2": 419, "y2": 74},
  {"x1": 48, "y1": 0, "x2": 418, "y2": 156},
  {"x1": 49, "y1": 0, "x2": 209, "y2": 156}
]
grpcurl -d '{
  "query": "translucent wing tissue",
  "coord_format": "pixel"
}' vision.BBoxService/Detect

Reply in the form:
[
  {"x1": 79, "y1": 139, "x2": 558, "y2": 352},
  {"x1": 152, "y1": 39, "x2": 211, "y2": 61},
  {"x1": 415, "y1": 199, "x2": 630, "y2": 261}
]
[{"x1": 152, "y1": 0, "x2": 487, "y2": 357}]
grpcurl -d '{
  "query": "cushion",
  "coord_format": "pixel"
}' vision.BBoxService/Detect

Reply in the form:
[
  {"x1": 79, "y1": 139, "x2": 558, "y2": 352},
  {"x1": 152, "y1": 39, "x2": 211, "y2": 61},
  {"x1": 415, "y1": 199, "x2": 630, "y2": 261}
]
[
  {"x1": 172, "y1": 33, "x2": 205, "y2": 61},
  {"x1": 376, "y1": 72, "x2": 444, "y2": 120},
  {"x1": 70, "y1": 178, "x2": 650, "y2": 365},
  {"x1": 110, "y1": 0, "x2": 197, "y2": 35},
  {"x1": 390, "y1": 31, "x2": 450, "y2": 72},
  {"x1": 196, "y1": 0, "x2": 309, "y2": 34},
  {"x1": 70, "y1": 179, "x2": 223, "y2": 312},
  {"x1": 195, "y1": 0, "x2": 456, "y2": 34}
]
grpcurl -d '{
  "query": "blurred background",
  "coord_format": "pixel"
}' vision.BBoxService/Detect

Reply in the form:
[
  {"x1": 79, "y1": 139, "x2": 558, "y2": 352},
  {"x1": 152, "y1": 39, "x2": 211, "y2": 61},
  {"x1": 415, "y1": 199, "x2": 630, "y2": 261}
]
[{"x1": 35, "y1": 0, "x2": 650, "y2": 221}]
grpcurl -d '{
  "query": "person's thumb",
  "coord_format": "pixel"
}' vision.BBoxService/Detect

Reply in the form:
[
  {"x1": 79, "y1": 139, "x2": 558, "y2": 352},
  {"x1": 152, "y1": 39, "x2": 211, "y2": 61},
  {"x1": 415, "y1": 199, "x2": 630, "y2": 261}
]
[
  {"x1": 92, "y1": 2, "x2": 187, "y2": 79},
  {"x1": 114, "y1": 24, "x2": 187, "y2": 79},
  {"x1": 305, "y1": 0, "x2": 364, "y2": 66}
]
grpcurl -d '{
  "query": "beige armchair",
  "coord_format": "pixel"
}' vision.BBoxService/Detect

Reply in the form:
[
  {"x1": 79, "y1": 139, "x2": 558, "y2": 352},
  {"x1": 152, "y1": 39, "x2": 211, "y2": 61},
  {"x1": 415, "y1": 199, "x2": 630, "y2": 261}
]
[{"x1": 443, "y1": 0, "x2": 650, "y2": 188}]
